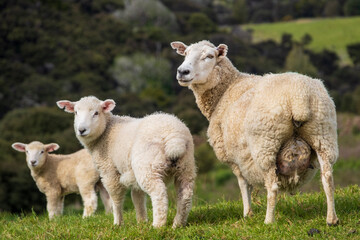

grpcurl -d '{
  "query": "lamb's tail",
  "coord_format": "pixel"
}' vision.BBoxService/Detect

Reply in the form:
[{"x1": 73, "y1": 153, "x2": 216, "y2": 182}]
[
  {"x1": 164, "y1": 133, "x2": 188, "y2": 163},
  {"x1": 95, "y1": 181, "x2": 112, "y2": 214}
]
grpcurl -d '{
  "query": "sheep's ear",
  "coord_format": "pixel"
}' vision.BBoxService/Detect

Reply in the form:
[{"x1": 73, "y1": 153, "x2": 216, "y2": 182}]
[
  {"x1": 217, "y1": 44, "x2": 228, "y2": 58},
  {"x1": 45, "y1": 143, "x2": 59, "y2": 153},
  {"x1": 101, "y1": 99, "x2": 116, "y2": 113},
  {"x1": 170, "y1": 41, "x2": 187, "y2": 56},
  {"x1": 12, "y1": 142, "x2": 27, "y2": 152},
  {"x1": 56, "y1": 100, "x2": 75, "y2": 113}
]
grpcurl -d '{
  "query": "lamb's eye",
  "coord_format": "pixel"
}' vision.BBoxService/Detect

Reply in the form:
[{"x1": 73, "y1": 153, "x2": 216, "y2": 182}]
[
  {"x1": 94, "y1": 111, "x2": 99, "y2": 116},
  {"x1": 26, "y1": 150, "x2": 28, "y2": 153},
  {"x1": 40, "y1": 150, "x2": 44, "y2": 154},
  {"x1": 75, "y1": 111, "x2": 77, "y2": 115},
  {"x1": 207, "y1": 55, "x2": 214, "y2": 59}
]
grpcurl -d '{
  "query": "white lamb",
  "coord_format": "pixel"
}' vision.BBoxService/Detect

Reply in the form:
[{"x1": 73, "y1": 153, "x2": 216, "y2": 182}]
[
  {"x1": 56, "y1": 96, "x2": 196, "y2": 228},
  {"x1": 171, "y1": 40, "x2": 339, "y2": 225},
  {"x1": 12, "y1": 141, "x2": 112, "y2": 219}
]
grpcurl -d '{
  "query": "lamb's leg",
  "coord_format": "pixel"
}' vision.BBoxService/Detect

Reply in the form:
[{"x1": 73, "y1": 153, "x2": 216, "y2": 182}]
[
  {"x1": 172, "y1": 175, "x2": 195, "y2": 228},
  {"x1": 79, "y1": 185, "x2": 98, "y2": 218},
  {"x1": 46, "y1": 193, "x2": 62, "y2": 219},
  {"x1": 101, "y1": 173, "x2": 127, "y2": 225},
  {"x1": 97, "y1": 181, "x2": 112, "y2": 214},
  {"x1": 131, "y1": 188, "x2": 147, "y2": 223},
  {"x1": 317, "y1": 152, "x2": 339, "y2": 226},
  {"x1": 231, "y1": 163, "x2": 253, "y2": 217},
  {"x1": 264, "y1": 168, "x2": 279, "y2": 224}
]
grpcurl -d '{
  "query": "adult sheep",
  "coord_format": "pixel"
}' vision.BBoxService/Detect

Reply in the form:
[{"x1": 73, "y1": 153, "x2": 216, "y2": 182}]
[
  {"x1": 57, "y1": 96, "x2": 196, "y2": 228},
  {"x1": 12, "y1": 141, "x2": 112, "y2": 219},
  {"x1": 170, "y1": 40, "x2": 338, "y2": 225}
]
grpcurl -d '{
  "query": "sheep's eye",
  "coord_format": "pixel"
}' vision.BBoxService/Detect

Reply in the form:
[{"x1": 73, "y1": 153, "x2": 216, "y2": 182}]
[
  {"x1": 94, "y1": 111, "x2": 99, "y2": 116},
  {"x1": 40, "y1": 150, "x2": 44, "y2": 154},
  {"x1": 207, "y1": 55, "x2": 214, "y2": 59},
  {"x1": 75, "y1": 111, "x2": 77, "y2": 115},
  {"x1": 26, "y1": 150, "x2": 28, "y2": 153}
]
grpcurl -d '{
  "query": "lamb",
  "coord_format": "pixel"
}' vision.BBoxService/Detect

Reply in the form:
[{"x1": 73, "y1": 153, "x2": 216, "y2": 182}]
[
  {"x1": 56, "y1": 96, "x2": 196, "y2": 228},
  {"x1": 171, "y1": 40, "x2": 339, "y2": 225},
  {"x1": 11, "y1": 141, "x2": 112, "y2": 219}
]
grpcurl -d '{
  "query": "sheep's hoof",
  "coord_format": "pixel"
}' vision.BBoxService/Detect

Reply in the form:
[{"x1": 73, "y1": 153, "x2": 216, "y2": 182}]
[
  {"x1": 244, "y1": 209, "x2": 254, "y2": 218},
  {"x1": 327, "y1": 218, "x2": 339, "y2": 226}
]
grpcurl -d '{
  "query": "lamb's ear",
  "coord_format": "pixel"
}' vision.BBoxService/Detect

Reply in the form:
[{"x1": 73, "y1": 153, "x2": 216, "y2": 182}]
[
  {"x1": 101, "y1": 99, "x2": 116, "y2": 113},
  {"x1": 56, "y1": 100, "x2": 75, "y2": 113},
  {"x1": 217, "y1": 44, "x2": 228, "y2": 58},
  {"x1": 45, "y1": 143, "x2": 59, "y2": 153},
  {"x1": 170, "y1": 41, "x2": 187, "y2": 56},
  {"x1": 12, "y1": 142, "x2": 27, "y2": 152}
]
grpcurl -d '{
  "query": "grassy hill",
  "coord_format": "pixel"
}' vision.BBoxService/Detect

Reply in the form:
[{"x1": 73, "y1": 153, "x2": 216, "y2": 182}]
[
  {"x1": 243, "y1": 17, "x2": 360, "y2": 65},
  {"x1": 1, "y1": 185, "x2": 359, "y2": 239}
]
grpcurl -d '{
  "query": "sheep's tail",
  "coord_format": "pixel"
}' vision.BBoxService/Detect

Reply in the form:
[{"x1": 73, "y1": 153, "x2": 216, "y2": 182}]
[
  {"x1": 290, "y1": 95, "x2": 311, "y2": 127},
  {"x1": 164, "y1": 133, "x2": 188, "y2": 162},
  {"x1": 96, "y1": 181, "x2": 112, "y2": 214}
]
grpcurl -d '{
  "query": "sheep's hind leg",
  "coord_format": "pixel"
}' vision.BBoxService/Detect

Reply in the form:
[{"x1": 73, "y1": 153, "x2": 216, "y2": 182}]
[
  {"x1": 131, "y1": 188, "x2": 148, "y2": 223},
  {"x1": 231, "y1": 163, "x2": 253, "y2": 217},
  {"x1": 172, "y1": 173, "x2": 195, "y2": 228},
  {"x1": 264, "y1": 168, "x2": 279, "y2": 224},
  {"x1": 317, "y1": 152, "x2": 338, "y2": 226}
]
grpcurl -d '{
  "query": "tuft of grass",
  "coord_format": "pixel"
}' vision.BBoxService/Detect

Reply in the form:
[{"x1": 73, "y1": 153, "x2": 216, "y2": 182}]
[
  {"x1": 243, "y1": 16, "x2": 360, "y2": 65},
  {"x1": 1, "y1": 185, "x2": 359, "y2": 239}
]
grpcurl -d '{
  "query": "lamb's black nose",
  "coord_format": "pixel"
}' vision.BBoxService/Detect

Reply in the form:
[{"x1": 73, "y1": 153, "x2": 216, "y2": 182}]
[{"x1": 79, "y1": 128, "x2": 86, "y2": 135}]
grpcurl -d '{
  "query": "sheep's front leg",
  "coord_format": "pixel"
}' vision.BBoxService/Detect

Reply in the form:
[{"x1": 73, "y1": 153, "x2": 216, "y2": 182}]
[
  {"x1": 317, "y1": 152, "x2": 338, "y2": 226},
  {"x1": 46, "y1": 193, "x2": 63, "y2": 219},
  {"x1": 231, "y1": 163, "x2": 253, "y2": 217},
  {"x1": 131, "y1": 188, "x2": 147, "y2": 223},
  {"x1": 264, "y1": 168, "x2": 278, "y2": 224},
  {"x1": 79, "y1": 185, "x2": 98, "y2": 218},
  {"x1": 101, "y1": 173, "x2": 127, "y2": 225}
]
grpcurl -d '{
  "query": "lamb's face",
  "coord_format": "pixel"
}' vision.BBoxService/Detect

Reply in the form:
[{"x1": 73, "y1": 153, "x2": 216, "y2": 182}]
[
  {"x1": 12, "y1": 141, "x2": 59, "y2": 169},
  {"x1": 57, "y1": 96, "x2": 115, "y2": 144},
  {"x1": 171, "y1": 40, "x2": 228, "y2": 87}
]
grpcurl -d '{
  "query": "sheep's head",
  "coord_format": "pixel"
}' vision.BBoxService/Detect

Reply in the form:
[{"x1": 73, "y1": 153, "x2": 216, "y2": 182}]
[
  {"x1": 12, "y1": 141, "x2": 59, "y2": 169},
  {"x1": 56, "y1": 96, "x2": 115, "y2": 144},
  {"x1": 171, "y1": 40, "x2": 228, "y2": 87}
]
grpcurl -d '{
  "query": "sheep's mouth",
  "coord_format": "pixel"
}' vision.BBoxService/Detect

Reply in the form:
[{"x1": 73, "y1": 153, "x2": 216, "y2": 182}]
[{"x1": 178, "y1": 78, "x2": 193, "y2": 83}]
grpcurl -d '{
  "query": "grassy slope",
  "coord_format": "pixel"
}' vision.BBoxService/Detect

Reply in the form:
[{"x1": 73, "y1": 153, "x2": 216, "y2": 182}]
[
  {"x1": 243, "y1": 17, "x2": 360, "y2": 65},
  {"x1": 1, "y1": 185, "x2": 359, "y2": 239}
]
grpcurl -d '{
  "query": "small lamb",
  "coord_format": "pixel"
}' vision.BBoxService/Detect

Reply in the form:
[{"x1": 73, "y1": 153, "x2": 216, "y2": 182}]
[
  {"x1": 12, "y1": 141, "x2": 112, "y2": 219},
  {"x1": 57, "y1": 96, "x2": 196, "y2": 228},
  {"x1": 171, "y1": 40, "x2": 339, "y2": 225}
]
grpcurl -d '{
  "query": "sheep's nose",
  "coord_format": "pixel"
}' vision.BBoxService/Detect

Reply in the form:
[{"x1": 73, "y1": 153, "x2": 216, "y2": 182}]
[
  {"x1": 30, "y1": 160, "x2": 36, "y2": 165},
  {"x1": 178, "y1": 68, "x2": 190, "y2": 76},
  {"x1": 79, "y1": 128, "x2": 87, "y2": 135}
]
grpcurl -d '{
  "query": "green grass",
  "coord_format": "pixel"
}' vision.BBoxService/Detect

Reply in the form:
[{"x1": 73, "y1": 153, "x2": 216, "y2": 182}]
[
  {"x1": 1, "y1": 185, "x2": 359, "y2": 239},
  {"x1": 243, "y1": 16, "x2": 360, "y2": 65}
]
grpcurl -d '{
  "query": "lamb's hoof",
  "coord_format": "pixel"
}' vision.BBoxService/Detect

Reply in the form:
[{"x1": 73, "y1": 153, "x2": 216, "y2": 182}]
[
  {"x1": 264, "y1": 219, "x2": 274, "y2": 224},
  {"x1": 172, "y1": 222, "x2": 185, "y2": 229},
  {"x1": 152, "y1": 222, "x2": 166, "y2": 228},
  {"x1": 327, "y1": 218, "x2": 339, "y2": 226},
  {"x1": 244, "y1": 210, "x2": 254, "y2": 218}
]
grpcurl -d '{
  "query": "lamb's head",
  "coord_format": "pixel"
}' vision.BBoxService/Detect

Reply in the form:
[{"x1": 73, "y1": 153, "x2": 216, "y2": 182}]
[
  {"x1": 170, "y1": 40, "x2": 228, "y2": 87},
  {"x1": 56, "y1": 96, "x2": 115, "y2": 144},
  {"x1": 12, "y1": 141, "x2": 59, "y2": 169}
]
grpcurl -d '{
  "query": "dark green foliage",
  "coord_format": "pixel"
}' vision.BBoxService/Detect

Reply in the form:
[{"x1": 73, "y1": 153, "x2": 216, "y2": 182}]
[
  {"x1": 347, "y1": 43, "x2": 360, "y2": 65},
  {"x1": 344, "y1": 0, "x2": 360, "y2": 16}
]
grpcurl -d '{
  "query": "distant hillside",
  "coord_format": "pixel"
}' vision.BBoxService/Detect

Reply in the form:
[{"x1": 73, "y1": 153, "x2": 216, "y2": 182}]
[{"x1": 243, "y1": 16, "x2": 360, "y2": 65}]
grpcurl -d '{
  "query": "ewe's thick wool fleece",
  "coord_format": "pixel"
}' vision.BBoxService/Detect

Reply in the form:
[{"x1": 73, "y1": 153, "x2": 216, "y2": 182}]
[{"x1": 187, "y1": 41, "x2": 337, "y2": 188}]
